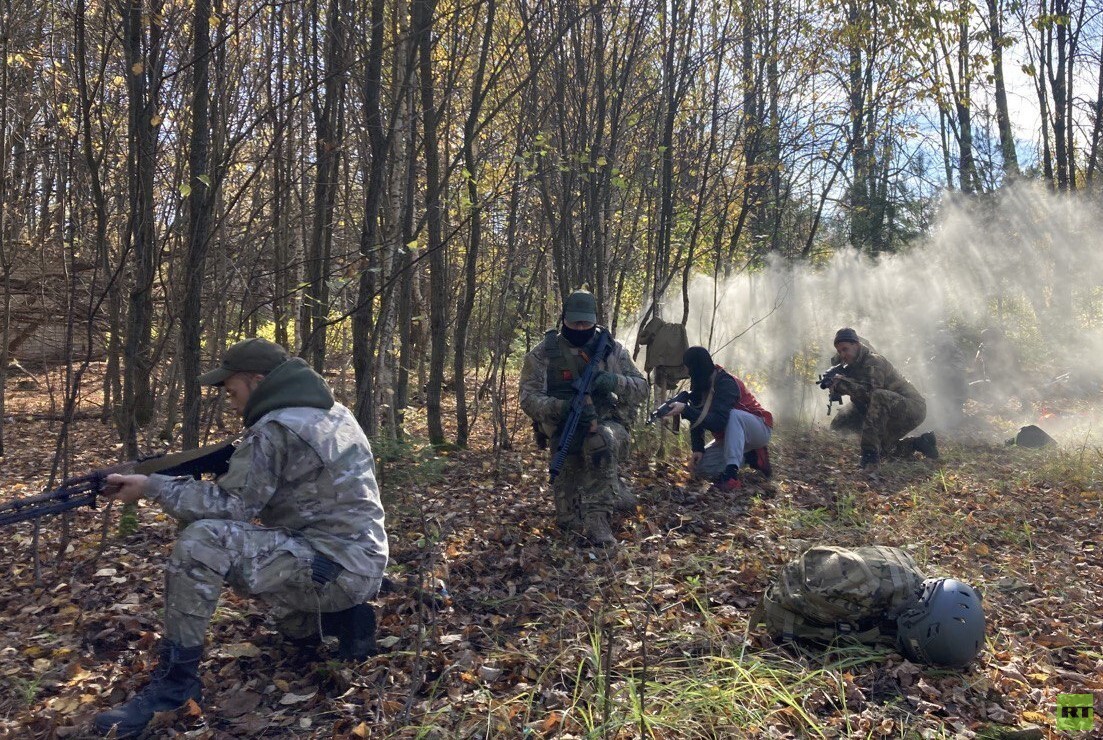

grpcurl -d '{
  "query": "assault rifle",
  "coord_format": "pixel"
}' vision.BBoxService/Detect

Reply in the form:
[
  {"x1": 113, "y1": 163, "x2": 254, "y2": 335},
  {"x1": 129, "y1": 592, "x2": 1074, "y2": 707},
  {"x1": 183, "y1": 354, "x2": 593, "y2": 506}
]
[
  {"x1": 817, "y1": 363, "x2": 846, "y2": 415},
  {"x1": 647, "y1": 390, "x2": 690, "y2": 424},
  {"x1": 0, "y1": 439, "x2": 236, "y2": 527},
  {"x1": 550, "y1": 331, "x2": 612, "y2": 482}
]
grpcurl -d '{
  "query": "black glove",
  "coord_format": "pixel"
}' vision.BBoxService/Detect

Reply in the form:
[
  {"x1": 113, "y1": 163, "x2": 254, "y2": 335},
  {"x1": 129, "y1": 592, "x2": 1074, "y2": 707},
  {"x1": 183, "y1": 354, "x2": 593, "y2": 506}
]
[{"x1": 592, "y1": 371, "x2": 617, "y2": 395}]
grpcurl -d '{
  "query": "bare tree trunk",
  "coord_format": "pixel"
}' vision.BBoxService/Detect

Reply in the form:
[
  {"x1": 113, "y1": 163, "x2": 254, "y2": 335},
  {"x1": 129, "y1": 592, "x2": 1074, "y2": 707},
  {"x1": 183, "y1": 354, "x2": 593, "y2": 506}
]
[
  {"x1": 1050, "y1": 0, "x2": 1070, "y2": 190},
  {"x1": 454, "y1": 0, "x2": 495, "y2": 447},
  {"x1": 987, "y1": 0, "x2": 1019, "y2": 179},
  {"x1": 301, "y1": 0, "x2": 348, "y2": 371},
  {"x1": 955, "y1": 14, "x2": 979, "y2": 194},
  {"x1": 121, "y1": 0, "x2": 163, "y2": 456},
  {"x1": 181, "y1": 0, "x2": 213, "y2": 447},
  {"x1": 271, "y1": 3, "x2": 293, "y2": 349},
  {"x1": 1085, "y1": 32, "x2": 1103, "y2": 185},
  {"x1": 354, "y1": 0, "x2": 387, "y2": 435},
  {"x1": 415, "y1": 0, "x2": 447, "y2": 445},
  {"x1": 75, "y1": 0, "x2": 118, "y2": 426},
  {"x1": 846, "y1": 0, "x2": 872, "y2": 251},
  {"x1": 394, "y1": 46, "x2": 417, "y2": 440},
  {"x1": 1035, "y1": 7, "x2": 1054, "y2": 184},
  {"x1": 0, "y1": 8, "x2": 10, "y2": 456}
]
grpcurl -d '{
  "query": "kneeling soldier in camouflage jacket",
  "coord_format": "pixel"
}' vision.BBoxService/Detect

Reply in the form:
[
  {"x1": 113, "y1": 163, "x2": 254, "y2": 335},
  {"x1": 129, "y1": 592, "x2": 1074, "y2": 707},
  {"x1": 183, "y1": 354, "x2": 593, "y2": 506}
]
[
  {"x1": 94, "y1": 338, "x2": 389, "y2": 737},
  {"x1": 520, "y1": 291, "x2": 648, "y2": 548},
  {"x1": 828, "y1": 327, "x2": 939, "y2": 468}
]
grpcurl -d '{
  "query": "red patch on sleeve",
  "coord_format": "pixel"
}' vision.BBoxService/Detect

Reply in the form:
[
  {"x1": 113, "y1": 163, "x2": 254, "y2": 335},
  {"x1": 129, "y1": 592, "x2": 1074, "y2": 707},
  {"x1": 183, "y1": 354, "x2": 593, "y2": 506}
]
[{"x1": 562, "y1": 370, "x2": 573, "y2": 380}]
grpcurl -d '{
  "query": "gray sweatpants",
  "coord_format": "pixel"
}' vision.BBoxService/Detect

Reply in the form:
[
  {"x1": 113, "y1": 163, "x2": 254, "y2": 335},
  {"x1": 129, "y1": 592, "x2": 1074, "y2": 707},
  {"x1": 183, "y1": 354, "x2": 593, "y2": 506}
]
[{"x1": 695, "y1": 409, "x2": 772, "y2": 481}]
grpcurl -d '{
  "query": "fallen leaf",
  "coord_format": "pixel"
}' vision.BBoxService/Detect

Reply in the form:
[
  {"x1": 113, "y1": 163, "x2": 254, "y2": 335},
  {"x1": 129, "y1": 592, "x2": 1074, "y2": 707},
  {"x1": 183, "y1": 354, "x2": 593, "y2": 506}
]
[
  {"x1": 1035, "y1": 634, "x2": 1074, "y2": 648},
  {"x1": 478, "y1": 665, "x2": 502, "y2": 682},
  {"x1": 280, "y1": 689, "x2": 317, "y2": 705},
  {"x1": 221, "y1": 642, "x2": 261, "y2": 658},
  {"x1": 221, "y1": 690, "x2": 262, "y2": 718}
]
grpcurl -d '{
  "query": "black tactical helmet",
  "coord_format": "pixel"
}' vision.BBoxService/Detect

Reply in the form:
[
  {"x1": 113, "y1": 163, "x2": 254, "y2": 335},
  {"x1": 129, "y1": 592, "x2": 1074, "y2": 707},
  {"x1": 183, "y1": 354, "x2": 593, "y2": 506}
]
[{"x1": 896, "y1": 578, "x2": 985, "y2": 668}]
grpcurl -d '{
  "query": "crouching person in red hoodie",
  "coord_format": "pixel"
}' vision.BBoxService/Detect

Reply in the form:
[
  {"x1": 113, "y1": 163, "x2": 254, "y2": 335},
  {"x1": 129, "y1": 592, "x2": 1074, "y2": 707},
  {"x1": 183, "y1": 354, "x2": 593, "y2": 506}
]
[{"x1": 661, "y1": 346, "x2": 774, "y2": 492}]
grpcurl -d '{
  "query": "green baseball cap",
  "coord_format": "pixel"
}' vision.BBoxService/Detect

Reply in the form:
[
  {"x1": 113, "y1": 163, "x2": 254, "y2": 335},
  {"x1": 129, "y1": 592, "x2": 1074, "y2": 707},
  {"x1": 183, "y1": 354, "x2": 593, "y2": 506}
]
[
  {"x1": 564, "y1": 290, "x2": 598, "y2": 324},
  {"x1": 198, "y1": 338, "x2": 290, "y2": 386}
]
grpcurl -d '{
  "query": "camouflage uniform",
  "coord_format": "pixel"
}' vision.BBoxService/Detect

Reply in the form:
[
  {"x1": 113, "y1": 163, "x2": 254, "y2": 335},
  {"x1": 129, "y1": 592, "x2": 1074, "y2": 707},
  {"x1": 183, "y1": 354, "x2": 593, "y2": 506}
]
[
  {"x1": 829, "y1": 335, "x2": 875, "y2": 435},
  {"x1": 832, "y1": 344, "x2": 926, "y2": 457},
  {"x1": 519, "y1": 328, "x2": 647, "y2": 534},
  {"x1": 147, "y1": 359, "x2": 389, "y2": 647}
]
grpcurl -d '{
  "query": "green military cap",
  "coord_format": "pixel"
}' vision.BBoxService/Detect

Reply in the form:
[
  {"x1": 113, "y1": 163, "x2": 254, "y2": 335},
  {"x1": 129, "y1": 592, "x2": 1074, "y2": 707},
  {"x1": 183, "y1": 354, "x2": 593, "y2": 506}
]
[
  {"x1": 197, "y1": 337, "x2": 290, "y2": 386},
  {"x1": 564, "y1": 290, "x2": 598, "y2": 324}
]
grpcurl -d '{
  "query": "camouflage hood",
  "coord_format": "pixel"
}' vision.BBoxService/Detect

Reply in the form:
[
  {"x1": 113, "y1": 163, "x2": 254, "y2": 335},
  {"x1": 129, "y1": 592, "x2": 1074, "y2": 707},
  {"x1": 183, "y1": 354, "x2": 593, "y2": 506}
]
[{"x1": 243, "y1": 358, "x2": 334, "y2": 427}]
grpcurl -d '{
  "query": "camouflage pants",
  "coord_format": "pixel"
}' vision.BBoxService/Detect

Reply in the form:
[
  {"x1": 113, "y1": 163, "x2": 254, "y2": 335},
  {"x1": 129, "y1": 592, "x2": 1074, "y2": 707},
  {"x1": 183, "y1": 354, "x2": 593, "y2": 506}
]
[
  {"x1": 860, "y1": 390, "x2": 925, "y2": 455},
  {"x1": 551, "y1": 420, "x2": 629, "y2": 527},
  {"x1": 165, "y1": 519, "x2": 381, "y2": 648}
]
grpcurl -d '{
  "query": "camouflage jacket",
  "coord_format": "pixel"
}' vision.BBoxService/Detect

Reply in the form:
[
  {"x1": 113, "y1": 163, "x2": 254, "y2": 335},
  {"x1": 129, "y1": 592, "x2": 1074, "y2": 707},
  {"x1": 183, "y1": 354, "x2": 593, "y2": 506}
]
[
  {"x1": 519, "y1": 327, "x2": 648, "y2": 437},
  {"x1": 147, "y1": 402, "x2": 389, "y2": 580},
  {"x1": 834, "y1": 343, "x2": 924, "y2": 411}
]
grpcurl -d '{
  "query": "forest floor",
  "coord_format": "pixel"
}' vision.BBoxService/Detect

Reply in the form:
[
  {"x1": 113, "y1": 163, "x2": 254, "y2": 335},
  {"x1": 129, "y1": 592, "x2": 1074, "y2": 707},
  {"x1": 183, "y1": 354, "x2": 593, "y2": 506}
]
[{"x1": 0, "y1": 369, "x2": 1101, "y2": 739}]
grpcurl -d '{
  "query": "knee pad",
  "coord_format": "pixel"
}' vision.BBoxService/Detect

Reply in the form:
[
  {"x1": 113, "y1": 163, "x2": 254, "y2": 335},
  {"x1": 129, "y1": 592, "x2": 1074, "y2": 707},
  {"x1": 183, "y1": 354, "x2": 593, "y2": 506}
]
[{"x1": 582, "y1": 431, "x2": 611, "y2": 469}]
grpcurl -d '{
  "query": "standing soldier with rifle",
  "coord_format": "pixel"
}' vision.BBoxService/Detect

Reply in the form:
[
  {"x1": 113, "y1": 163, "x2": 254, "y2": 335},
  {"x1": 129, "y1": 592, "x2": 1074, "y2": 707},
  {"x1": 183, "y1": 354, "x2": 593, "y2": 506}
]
[
  {"x1": 520, "y1": 291, "x2": 647, "y2": 548},
  {"x1": 92, "y1": 338, "x2": 389, "y2": 737}
]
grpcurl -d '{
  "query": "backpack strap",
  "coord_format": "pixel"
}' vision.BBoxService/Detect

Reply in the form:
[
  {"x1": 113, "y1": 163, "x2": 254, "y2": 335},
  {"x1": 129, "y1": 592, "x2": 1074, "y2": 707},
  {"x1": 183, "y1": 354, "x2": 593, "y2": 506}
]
[
  {"x1": 871, "y1": 546, "x2": 924, "y2": 619},
  {"x1": 544, "y1": 329, "x2": 569, "y2": 392}
]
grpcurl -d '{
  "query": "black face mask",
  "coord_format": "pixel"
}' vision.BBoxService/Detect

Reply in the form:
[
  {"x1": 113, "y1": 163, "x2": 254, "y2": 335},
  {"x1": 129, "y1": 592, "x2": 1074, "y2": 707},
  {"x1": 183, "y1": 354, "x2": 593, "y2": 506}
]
[{"x1": 561, "y1": 323, "x2": 597, "y2": 347}]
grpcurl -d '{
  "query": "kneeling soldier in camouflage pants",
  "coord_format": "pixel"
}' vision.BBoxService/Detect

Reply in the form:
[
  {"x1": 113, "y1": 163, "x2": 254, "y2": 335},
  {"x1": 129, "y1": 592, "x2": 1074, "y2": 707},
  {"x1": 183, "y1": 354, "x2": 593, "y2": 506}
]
[
  {"x1": 520, "y1": 291, "x2": 648, "y2": 547},
  {"x1": 828, "y1": 328, "x2": 938, "y2": 468},
  {"x1": 93, "y1": 338, "x2": 389, "y2": 737}
]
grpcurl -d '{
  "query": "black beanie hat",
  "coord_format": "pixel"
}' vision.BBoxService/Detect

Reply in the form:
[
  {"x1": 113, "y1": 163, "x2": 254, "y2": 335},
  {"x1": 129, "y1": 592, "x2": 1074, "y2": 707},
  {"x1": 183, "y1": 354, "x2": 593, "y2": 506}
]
[{"x1": 834, "y1": 327, "x2": 860, "y2": 345}]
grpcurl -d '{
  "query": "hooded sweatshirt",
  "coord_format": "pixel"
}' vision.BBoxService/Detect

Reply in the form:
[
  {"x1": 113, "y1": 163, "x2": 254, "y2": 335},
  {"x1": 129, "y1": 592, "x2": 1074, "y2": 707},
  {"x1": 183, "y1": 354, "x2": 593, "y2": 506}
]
[
  {"x1": 147, "y1": 358, "x2": 388, "y2": 579},
  {"x1": 681, "y1": 364, "x2": 774, "y2": 452}
]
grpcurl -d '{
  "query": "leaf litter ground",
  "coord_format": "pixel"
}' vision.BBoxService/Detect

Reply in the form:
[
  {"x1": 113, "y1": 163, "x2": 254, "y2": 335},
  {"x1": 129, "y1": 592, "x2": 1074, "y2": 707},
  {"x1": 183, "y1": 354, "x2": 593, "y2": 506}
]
[{"x1": 0, "y1": 373, "x2": 1100, "y2": 738}]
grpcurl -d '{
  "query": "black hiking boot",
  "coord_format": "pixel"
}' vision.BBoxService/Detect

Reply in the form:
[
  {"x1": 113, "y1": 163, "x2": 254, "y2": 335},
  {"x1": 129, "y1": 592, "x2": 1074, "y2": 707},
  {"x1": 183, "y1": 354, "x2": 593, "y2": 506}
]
[
  {"x1": 582, "y1": 511, "x2": 617, "y2": 548},
  {"x1": 915, "y1": 431, "x2": 939, "y2": 460},
  {"x1": 93, "y1": 641, "x2": 203, "y2": 737},
  {"x1": 321, "y1": 603, "x2": 378, "y2": 661}
]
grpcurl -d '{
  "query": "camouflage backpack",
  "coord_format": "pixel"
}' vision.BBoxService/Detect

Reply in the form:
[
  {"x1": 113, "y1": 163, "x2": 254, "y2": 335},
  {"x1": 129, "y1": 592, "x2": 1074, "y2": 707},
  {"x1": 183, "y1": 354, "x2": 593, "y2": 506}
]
[{"x1": 755, "y1": 546, "x2": 924, "y2": 645}]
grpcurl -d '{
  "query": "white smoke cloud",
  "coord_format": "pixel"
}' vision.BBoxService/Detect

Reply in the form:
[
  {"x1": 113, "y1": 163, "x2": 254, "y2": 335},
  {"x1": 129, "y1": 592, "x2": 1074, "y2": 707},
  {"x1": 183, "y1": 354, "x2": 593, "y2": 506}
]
[{"x1": 646, "y1": 182, "x2": 1103, "y2": 441}]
